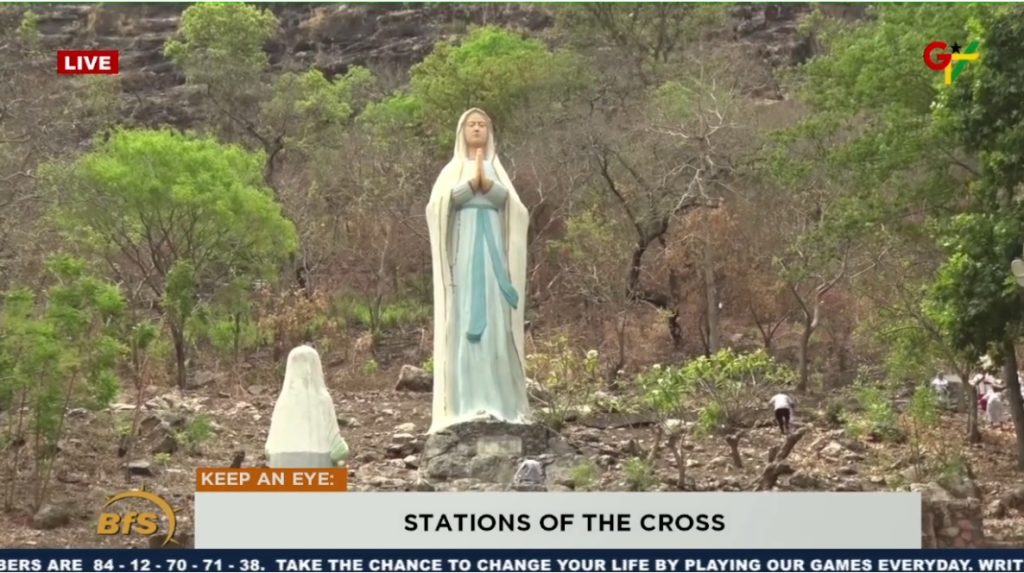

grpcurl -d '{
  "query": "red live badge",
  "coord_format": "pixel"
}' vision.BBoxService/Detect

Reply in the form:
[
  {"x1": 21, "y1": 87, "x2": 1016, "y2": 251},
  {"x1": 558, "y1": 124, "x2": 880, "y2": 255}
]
[{"x1": 57, "y1": 50, "x2": 119, "y2": 75}]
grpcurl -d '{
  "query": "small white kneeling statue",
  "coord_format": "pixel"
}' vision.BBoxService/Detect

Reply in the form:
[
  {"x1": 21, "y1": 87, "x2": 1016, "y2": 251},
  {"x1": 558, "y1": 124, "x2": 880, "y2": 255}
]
[{"x1": 265, "y1": 345, "x2": 350, "y2": 467}]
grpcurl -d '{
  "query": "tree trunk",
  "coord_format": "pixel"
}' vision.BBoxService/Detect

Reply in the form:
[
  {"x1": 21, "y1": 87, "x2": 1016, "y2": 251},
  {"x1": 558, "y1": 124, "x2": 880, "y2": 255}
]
[
  {"x1": 172, "y1": 324, "x2": 187, "y2": 390},
  {"x1": 961, "y1": 366, "x2": 981, "y2": 444},
  {"x1": 1001, "y1": 336, "x2": 1024, "y2": 470},
  {"x1": 797, "y1": 315, "x2": 813, "y2": 392},
  {"x1": 704, "y1": 233, "x2": 720, "y2": 354}
]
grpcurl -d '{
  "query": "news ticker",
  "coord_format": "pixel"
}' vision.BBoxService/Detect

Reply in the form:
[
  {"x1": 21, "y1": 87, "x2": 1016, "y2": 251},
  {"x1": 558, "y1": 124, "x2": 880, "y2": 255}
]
[
  {"x1": 193, "y1": 491, "x2": 920, "y2": 549},
  {"x1": 1, "y1": 550, "x2": 1023, "y2": 573}
]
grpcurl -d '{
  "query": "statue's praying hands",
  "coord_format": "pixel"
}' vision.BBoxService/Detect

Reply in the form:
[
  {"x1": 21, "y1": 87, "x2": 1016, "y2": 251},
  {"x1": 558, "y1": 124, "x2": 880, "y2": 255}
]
[{"x1": 472, "y1": 148, "x2": 493, "y2": 194}]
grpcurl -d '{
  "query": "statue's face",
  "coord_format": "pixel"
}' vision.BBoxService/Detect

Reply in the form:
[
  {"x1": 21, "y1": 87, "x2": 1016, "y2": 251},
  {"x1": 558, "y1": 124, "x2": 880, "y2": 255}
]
[{"x1": 463, "y1": 112, "x2": 489, "y2": 149}]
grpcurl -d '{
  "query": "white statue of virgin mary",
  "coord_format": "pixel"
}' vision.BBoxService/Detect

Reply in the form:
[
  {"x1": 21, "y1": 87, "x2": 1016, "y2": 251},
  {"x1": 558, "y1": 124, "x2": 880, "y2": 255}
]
[{"x1": 425, "y1": 108, "x2": 531, "y2": 434}]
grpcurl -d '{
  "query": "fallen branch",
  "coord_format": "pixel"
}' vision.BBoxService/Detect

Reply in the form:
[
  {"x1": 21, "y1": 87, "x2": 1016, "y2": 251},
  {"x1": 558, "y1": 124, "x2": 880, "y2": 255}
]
[
  {"x1": 775, "y1": 427, "x2": 808, "y2": 462},
  {"x1": 725, "y1": 434, "x2": 743, "y2": 468},
  {"x1": 754, "y1": 428, "x2": 808, "y2": 491},
  {"x1": 754, "y1": 462, "x2": 795, "y2": 491}
]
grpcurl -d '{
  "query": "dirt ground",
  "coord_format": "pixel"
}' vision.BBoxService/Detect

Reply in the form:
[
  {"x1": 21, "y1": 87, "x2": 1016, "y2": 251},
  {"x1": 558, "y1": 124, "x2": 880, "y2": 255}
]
[{"x1": 1, "y1": 366, "x2": 1023, "y2": 548}]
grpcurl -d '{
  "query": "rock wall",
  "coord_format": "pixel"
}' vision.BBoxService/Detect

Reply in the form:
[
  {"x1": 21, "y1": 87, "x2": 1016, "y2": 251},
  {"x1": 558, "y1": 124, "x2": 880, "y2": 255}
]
[
  {"x1": 25, "y1": 3, "x2": 851, "y2": 131},
  {"x1": 914, "y1": 477, "x2": 985, "y2": 548}
]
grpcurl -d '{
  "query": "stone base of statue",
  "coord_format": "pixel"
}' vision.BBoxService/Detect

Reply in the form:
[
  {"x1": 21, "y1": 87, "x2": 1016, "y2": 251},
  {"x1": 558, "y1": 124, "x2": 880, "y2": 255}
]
[{"x1": 417, "y1": 417, "x2": 581, "y2": 492}]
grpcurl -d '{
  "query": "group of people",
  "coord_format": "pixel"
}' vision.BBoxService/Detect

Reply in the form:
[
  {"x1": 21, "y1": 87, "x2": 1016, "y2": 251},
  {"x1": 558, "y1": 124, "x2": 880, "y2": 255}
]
[{"x1": 930, "y1": 357, "x2": 1010, "y2": 428}]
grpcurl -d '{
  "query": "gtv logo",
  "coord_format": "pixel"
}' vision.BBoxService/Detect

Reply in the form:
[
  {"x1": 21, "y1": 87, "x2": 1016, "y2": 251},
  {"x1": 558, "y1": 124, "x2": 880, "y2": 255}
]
[{"x1": 923, "y1": 40, "x2": 980, "y2": 84}]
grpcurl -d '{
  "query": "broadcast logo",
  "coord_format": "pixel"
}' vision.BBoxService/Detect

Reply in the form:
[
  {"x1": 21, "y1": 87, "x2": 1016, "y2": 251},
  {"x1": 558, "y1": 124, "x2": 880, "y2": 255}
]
[
  {"x1": 923, "y1": 40, "x2": 979, "y2": 84},
  {"x1": 96, "y1": 487, "x2": 178, "y2": 546},
  {"x1": 56, "y1": 49, "x2": 119, "y2": 75}
]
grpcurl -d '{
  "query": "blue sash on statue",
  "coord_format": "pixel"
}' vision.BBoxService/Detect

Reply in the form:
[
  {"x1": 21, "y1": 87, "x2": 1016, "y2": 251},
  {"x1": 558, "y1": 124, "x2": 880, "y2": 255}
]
[{"x1": 462, "y1": 204, "x2": 519, "y2": 342}]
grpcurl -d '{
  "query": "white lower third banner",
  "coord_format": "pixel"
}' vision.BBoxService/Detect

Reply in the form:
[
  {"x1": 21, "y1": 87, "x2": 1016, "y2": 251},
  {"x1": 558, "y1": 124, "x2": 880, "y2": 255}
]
[{"x1": 194, "y1": 492, "x2": 921, "y2": 549}]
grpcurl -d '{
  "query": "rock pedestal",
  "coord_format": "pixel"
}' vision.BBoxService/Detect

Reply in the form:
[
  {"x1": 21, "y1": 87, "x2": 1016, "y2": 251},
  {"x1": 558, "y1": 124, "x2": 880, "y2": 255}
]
[
  {"x1": 418, "y1": 419, "x2": 579, "y2": 491},
  {"x1": 913, "y1": 477, "x2": 985, "y2": 548}
]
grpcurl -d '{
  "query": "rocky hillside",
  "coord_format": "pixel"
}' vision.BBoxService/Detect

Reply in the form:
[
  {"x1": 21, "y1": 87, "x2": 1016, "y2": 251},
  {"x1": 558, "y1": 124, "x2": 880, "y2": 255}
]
[
  {"x1": 32, "y1": 3, "x2": 850, "y2": 129},
  {"x1": 1, "y1": 376, "x2": 1022, "y2": 548}
]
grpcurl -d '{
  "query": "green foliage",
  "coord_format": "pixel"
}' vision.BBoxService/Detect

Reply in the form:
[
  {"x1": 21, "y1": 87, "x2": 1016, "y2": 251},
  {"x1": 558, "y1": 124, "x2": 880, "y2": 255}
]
[
  {"x1": 53, "y1": 128, "x2": 297, "y2": 277},
  {"x1": 0, "y1": 256, "x2": 127, "y2": 510},
  {"x1": 264, "y1": 67, "x2": 376, "y2": 151},
  {"x1": 569, "y1": 459, "x2": 600, "y2": 492},
  {"x1": 926, "y1": 7, "x2": 1024, "y2": 365},
  {"x1": 177, "y1": 414, "x2": 214, "y2": 454},
  {"x1": 422, "y1": 356, "x2": 434, "y2": 375},
  {"x1": 164, "y1": 3, "x2": 278, "y2": 92},
  {"x1": 637, "y1": 349, "x2": 794, "y2": 435},
  {"x1": 845, "y1": 383, "x2": 904, "y2": 443},
  {"x1": 154, "y1": 452, "x2": 173, "y2": 466},
  {"x1": 548, "y1": 210, "x2": 629, "y2": 303},
  {"x1": 526, "y1": 336, "x2": 604, "y2": 430},
  {"x1": 556, "y1": 4, "x2": 727, "y2": 82},
  {"x1": 362, "y1": 358, "x2": 379, "y2": 376},
  {"x1": 164, "y1": 261, "x2": 197, "y2": 329},
  {"x1": 48, "y1": 128, "x2": 296, "y2": 386},
  {"x1": 331, "y1": 294, "x2": 430, "y2": 333},
  {"x1": 825, "y1": 399, "x2": 846, "y2": 428},
  {"x1": 909, "y1": 384, "x2": 940, "y2": 428},
  {"x1": 401, "y1": 25, "x2": 586, "y2": 144},
  {"x1": 622, "y1": 457, "x2": 655, "y2": 492},
  {"x1": 928, "y1": 212, "x2": 1024, "y2": 357},
  {"x1": 16, "y1": 9, "x2": 39, "y2": 49},
  {"x1": 359, "y1": 94, "x2": 425, "y2": 134}
]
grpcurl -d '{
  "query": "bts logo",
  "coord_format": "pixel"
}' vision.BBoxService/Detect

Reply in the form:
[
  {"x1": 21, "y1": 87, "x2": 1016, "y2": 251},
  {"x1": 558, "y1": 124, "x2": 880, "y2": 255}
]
[{"x1": 96, "y1": 488, "x2": 177, "y2": 546}]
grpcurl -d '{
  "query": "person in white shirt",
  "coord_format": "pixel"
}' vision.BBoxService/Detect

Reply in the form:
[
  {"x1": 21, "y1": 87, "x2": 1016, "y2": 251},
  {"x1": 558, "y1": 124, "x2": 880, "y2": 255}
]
[
  {"x1": 930, "y1": 372, "x2": 950, "y2": 404},
  {"x1": 769, "y1": 393, "x2": 795, "y2": 435},
  {"x1": 986, "y1": 388, "x2": 1008, "y2": 427}
]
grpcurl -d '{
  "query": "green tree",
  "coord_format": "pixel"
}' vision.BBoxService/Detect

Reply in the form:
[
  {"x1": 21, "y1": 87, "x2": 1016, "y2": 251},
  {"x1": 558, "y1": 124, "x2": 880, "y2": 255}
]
[
  {"x1": 48, "y1": 128, "x2": 297, "y2": 390},
  {"x1": 165, "y1": 3, "x2": 374, "y2": 185},
  {"x1": 767, "y1": 5, "x2": 1003, "y2": 393},
  {"x1": 0, "y1": 256, "x2": 126, "y2": 511},
  {"x1": 403, "y1": 25, "x2": 585, "y2": 146},
  {"x1": 929, "y1": 5, "x2": 1024, "y2": 467}
]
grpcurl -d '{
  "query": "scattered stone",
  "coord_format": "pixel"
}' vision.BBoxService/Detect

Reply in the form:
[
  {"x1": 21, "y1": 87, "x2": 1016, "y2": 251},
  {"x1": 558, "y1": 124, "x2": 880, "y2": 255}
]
[
  {"x1": 128, "y1": 460, "x2": 154, "y2": 477},
  {"x1": 526, "y1": 378, "x2": 552, "y2": 403},
  {"x1": 838, "y1": 466, "x2": 858, "y2": 476},
  {"x1": 915, "y1": 477, "x2": 985, "y2": 548},
  {"x1": 394, "y1": 422, "x2": 417, "y2": 434},
  {"x1": 597, "y1": 455, "x2": 615, "y2": 467},
  {"x1": 788, "y1": 473, "x2": 826, "y2": 490},
  {"x1": 395, "y1": 365, "x2": 432, "y2": 393},
  {"x1": 513, "y1": 460, "x2": 545, "y2": 486},
  {"x1": 67, "y1": 408, "x2": 89, "y2": 419},
  {"x1": 413, "y1": 479, "x2": 435, "y2": 492},
  {"x1": 420, "y1": 420, "x2": 576, "y2": 490},
  {"x1": 403, "y1": 455, "x2": 419, "y2": 469},
  {"x1": 835, "y1": 480, "x2": 863, "y2": 492},
  {"x1": 31, "y1": 504, "x2": 71, "y2": 530},
  {"x1": 187, "y1": 370, "x2": 217, "y2": 389},
  {"x1": 989, "y1": 486, "x2": 1024, "y2": 518},
  {"x1": 819, "y1": 441, "x2": 845, "y2": 458},
  {"x1": 151, "y1": 434, "x2": 178, "y2": 455},
  {"x1": 386, "y1": 433, "x2": 420, "y2": 458}
]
